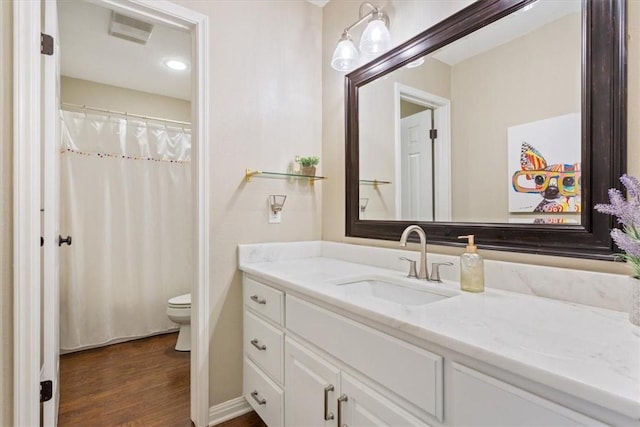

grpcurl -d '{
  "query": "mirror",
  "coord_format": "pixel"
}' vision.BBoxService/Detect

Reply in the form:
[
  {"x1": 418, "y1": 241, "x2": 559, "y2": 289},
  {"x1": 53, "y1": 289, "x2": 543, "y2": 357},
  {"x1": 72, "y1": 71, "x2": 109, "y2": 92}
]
[
  {"x1": 359, "y1": 0, "x2": 581, "y2": 224},
  {"x1": 346, "y1": 0, "x2": 626, "y2": 259}
]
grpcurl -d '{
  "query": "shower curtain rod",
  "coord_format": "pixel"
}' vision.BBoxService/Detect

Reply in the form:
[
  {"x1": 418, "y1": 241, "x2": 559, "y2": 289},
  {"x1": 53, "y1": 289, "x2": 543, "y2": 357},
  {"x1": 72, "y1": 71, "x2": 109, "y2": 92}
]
[{"x1": 60, "y1": 102, "x2": 192, "y2": 126}]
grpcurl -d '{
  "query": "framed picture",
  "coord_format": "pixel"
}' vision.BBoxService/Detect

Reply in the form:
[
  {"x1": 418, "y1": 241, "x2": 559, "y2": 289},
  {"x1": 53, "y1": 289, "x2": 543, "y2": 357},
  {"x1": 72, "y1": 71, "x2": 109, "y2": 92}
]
[{"x1": 508, "y1": 113, "x2": 581, "y2": 214}]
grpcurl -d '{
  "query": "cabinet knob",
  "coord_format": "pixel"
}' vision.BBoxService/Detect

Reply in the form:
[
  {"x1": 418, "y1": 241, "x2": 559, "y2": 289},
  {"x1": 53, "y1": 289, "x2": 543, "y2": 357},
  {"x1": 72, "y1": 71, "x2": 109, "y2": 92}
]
[
  {"x1": 250, "y1": 339, "x2": 266, "y2": 351},
  {"x1": 250, "y1": 294, "x2": 266, "y2": 305},
  {"x1": 250, "y1": 390, "x2": 266, "y2": 405}
]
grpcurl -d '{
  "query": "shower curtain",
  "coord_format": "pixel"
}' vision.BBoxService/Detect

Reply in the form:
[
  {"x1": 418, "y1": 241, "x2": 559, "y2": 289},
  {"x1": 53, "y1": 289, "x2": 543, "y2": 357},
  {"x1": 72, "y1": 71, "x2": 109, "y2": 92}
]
[{"x1": 59, "y1": 110, "x2": 193, "y2": 352}]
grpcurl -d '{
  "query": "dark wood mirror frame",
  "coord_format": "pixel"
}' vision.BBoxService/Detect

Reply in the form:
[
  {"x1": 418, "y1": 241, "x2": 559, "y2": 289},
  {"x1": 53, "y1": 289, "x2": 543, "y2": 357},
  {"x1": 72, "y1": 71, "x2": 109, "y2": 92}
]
[{"x1": 345, "y1": 0, "x2": 626, "y2": 260}]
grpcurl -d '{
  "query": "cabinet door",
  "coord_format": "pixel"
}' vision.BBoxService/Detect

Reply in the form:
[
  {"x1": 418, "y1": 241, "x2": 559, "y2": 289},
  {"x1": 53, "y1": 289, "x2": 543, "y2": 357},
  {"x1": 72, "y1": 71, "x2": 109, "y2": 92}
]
[
  {"x1": 340, "y1": 373, "x2": 429, "y2": 427},
  {"x1": 449, "y1": 363, "x2": 605, "y2": 426},
  {"x1": 285, "y1": 337, "x2": 340, "y2": 427}
]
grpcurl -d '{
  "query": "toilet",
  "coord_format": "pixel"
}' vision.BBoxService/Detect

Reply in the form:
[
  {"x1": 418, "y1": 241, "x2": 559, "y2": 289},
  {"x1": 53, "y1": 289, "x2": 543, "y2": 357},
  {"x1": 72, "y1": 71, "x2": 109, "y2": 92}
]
[{"x1": 166, "y1": 293, "x2": 191, "y2": 351}]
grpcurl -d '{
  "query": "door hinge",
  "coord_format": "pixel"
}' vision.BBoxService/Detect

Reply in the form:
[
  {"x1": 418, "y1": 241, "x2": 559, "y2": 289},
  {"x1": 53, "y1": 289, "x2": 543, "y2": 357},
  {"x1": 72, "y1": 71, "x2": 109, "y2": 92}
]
[
  {"x1": 429, "y1": 129, "x2": 438, "y2": 140},
  {"x1": 40, "y1": 380, "x2": 53, "y2": 402},
  {"x1": 41, "y1": 33, "x2": 54, "y2": 56}
]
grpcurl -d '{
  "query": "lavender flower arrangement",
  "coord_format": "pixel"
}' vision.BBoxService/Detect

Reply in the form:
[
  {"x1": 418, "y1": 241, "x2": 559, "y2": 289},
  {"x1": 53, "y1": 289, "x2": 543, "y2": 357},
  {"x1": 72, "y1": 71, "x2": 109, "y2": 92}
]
[{"x1": 595, "y1": 174, "x2": 640, "y2": 278}]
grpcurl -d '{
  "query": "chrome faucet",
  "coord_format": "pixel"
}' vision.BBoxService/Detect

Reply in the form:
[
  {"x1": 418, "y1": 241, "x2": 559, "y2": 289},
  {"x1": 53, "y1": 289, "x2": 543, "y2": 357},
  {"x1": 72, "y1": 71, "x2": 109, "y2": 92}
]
[{"x1": 399, "y1": 225, "x2": 428, "y2": 280}]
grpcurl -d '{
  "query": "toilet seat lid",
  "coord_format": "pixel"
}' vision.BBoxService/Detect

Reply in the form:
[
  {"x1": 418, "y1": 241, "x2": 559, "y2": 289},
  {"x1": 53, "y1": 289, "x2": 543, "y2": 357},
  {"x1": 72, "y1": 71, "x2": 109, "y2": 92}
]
[{"x1": 168, "y1": 293, "x2": 191, "y2": 306}]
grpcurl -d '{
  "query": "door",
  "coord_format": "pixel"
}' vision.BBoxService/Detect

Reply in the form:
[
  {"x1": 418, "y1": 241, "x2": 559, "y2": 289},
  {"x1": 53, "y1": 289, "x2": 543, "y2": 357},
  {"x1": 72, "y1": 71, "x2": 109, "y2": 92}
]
[
  {"x1": 284, "y1": 338, "x2": 341, "y2": 427},
  {"x1": 339, "y1": 373, "x2": 427, "y2": 427},
  {"x1": 400, "y1": 110, "x2": 434, "y2": 221},
  {"x1": 42, "y1": 0, "x2": 61, "y2": 425}
]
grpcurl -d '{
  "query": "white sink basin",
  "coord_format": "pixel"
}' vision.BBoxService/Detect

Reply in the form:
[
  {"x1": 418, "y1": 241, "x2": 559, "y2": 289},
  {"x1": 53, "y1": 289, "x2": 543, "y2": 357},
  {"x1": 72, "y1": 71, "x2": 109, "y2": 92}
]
[{"x1": 335, "y1": 278, "x2": 452, "y2": 306}]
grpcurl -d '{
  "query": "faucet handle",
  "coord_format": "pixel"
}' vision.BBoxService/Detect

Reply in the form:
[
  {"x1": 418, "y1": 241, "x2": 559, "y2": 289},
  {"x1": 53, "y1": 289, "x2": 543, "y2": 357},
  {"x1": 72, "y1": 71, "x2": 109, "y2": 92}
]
[
  {"x1": 399, "y1": 257, "x2": 418, "y2": 278},
  {"x1": 430, "y1": 262, "x2": 453, "y2": 283}
]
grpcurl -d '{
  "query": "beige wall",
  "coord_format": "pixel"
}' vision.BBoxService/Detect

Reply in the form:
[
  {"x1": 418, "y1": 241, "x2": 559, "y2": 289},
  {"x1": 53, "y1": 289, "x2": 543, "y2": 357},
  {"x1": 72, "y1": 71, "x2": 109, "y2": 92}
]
[
  {"x1": 1, "y1": 1, "x2": 12, "y2": 425},
  {"x1": 60, "y1": 76, "x2": 191, "y2": 122},
  {"x1": 322, "y1": 0, "x2": 640, "y2": 275},
  {"x1": 172, "y1": 0, "x2": 322, "y2": 406},
  {"x1": 451, "y1": 13, "x2": 581, "y2": 222}
]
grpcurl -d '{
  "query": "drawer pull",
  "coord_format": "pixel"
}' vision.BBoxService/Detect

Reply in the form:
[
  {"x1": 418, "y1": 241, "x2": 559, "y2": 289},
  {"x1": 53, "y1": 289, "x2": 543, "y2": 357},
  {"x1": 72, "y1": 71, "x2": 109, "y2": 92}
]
[
  {"x1": 324, "y1": 384, "x2": 335, "y2": 421},
  {"x1": 250, "y1": 339, "x2": 267, "y2": 351},
  {"x1": 251, "y1": 390, "x2": 266, "y2": 405},
  {"x1": 250, "y1": 294, "x2": 267, "y2": 305},
  {"x1": 337, "y1": 394, "x2": 348, "y2": 427}
]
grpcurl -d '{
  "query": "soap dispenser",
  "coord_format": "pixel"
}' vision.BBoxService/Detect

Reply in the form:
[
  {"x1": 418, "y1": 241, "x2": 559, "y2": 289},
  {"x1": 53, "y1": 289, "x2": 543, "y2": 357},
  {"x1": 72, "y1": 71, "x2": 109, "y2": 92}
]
[{"x1": 458, "y1": 235, "x2": 484, "y2": 292}]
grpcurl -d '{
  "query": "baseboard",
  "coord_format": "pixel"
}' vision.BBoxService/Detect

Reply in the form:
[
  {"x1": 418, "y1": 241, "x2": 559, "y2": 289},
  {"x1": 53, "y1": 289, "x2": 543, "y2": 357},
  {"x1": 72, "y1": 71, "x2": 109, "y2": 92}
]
[{"x1": 208, "y1": 396, "x2": 252, "y2": 426}]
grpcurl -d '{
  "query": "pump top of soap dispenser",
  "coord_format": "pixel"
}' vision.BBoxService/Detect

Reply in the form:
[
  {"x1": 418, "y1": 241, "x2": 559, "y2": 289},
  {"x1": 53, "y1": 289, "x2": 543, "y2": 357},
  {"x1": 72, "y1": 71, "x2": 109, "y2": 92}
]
[{"x1": 458, "y1": 235, "x2": 477, "y2": 253}]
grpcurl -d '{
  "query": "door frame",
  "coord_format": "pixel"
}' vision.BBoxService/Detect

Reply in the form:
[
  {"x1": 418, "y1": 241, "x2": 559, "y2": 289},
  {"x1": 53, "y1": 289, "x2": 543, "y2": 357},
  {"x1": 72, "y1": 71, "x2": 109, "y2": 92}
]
[
  {"x1": 393, "y1": 83, "x2": 452, "y2": 221},
  {"x1": 13, "y1": 1, "x2": 211, "y2": 426}
]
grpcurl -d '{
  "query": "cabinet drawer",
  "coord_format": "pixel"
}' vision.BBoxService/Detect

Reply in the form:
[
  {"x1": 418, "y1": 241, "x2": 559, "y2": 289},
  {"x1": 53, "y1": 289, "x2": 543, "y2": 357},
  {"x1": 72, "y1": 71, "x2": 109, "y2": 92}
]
[
  {"x1": 286, "y1": 295, "x2": 443, "y2": 421},
  {"x1": 244, "y1": 277, "x2": 284, "y2": 325},
  {"x1": 244, "y1": 357, "x2": 284, "y2": 427},
  {"x1": 245, "y1": 310, "x2": 284, "y2": 384},
  {"x1": 450, "y1": 363, "x2": 606, "y2": 426}
]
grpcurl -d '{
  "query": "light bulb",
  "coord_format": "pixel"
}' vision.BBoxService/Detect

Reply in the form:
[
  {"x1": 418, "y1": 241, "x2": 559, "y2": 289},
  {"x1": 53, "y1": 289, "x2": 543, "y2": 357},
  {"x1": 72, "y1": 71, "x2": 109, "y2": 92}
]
[
  {"x1": 164, "y1": 59, "x2": 188, "y2": 71},
  {"x1": 331, "y1": 33, "x2": 359, "y2": 72},
  {"x1": 359, "y1": 19, "x2": 391, "y2": 55}
]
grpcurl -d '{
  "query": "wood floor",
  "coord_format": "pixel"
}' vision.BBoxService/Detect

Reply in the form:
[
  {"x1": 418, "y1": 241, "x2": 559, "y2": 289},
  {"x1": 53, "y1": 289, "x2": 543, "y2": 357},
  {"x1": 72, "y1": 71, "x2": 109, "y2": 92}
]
[
  {"x1": 59, "y1": 332, "x2": 266, "y2": 427},
  {"x1": 216, "y1": 411, "x2": 266, "y2": 427}
]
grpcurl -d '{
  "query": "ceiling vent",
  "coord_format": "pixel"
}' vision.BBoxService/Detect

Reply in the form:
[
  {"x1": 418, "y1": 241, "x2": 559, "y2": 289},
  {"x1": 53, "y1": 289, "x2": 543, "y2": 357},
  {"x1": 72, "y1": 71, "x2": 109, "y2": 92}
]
[{"x1": 108, "y1": 12, "x2": 153, "y2": 45}]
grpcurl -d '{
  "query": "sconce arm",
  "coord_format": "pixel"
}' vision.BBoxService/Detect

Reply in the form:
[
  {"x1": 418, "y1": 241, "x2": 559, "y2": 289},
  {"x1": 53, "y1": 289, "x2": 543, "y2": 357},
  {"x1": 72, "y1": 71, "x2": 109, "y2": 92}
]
[{"x1": 342, "y1": 2, "x2": 387, "y2": 34}]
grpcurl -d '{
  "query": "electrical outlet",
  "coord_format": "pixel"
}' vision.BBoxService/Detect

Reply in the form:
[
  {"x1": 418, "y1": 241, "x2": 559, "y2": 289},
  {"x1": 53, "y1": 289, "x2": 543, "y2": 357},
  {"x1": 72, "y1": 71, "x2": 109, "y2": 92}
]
[{"x1": 269, "y1": 210, "x2": 282, "y2": 224}]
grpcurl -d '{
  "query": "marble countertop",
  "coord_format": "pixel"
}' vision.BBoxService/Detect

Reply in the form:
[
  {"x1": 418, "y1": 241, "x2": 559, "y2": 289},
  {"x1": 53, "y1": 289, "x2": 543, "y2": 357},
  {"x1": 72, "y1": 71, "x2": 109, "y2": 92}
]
[{"x1": 239, "y1": 250, "x2": 640, "y2": 421}]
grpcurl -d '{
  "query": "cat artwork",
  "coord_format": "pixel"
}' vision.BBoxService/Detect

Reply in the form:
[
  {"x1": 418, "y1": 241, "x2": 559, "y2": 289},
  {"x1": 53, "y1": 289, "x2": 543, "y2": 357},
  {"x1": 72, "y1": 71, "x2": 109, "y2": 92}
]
[{"x1": 511, "y1": 142, "x2": 581, "y2": 213}]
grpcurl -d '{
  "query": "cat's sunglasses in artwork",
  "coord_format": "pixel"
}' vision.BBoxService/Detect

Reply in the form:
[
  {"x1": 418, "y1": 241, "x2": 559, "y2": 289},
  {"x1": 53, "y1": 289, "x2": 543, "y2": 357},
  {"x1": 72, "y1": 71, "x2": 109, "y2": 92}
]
[{"x1": 512, "y1": 170, "x2": 581, "y2": 197}]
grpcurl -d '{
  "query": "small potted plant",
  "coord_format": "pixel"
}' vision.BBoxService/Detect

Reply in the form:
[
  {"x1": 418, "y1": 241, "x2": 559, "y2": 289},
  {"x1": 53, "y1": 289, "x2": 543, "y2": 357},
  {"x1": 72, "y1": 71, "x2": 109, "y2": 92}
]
[
  {"x1": 595, "y1": 174, "x2": 640, "y2": 327},
  {"x1": 299, "y1": 156, "x2": 319, "y2": 177}
]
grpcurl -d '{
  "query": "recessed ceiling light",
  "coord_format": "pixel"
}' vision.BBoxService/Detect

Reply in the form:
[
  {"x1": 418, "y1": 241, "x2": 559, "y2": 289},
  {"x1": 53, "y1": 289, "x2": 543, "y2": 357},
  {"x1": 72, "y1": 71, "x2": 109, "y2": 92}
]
[{"x1": 164, "y1": 59, "x2": 188, "y2": 71}]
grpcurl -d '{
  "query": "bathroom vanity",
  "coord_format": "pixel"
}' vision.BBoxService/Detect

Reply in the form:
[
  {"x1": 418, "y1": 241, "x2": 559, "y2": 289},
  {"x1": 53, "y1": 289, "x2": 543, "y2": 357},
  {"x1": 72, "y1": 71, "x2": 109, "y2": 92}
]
[{"x1": 238, "y1": 241, "x2": 639, "y2": 427}]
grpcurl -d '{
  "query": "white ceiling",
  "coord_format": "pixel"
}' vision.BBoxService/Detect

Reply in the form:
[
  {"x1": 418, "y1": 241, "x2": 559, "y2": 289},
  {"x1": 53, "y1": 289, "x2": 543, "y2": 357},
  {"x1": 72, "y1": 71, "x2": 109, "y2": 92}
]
[
  {"x1": 432, "y1": 0, "x2": 581, "y2": 65},
  {"x1": 58, "y1": 0, "x2": 191, "y2": 100}
]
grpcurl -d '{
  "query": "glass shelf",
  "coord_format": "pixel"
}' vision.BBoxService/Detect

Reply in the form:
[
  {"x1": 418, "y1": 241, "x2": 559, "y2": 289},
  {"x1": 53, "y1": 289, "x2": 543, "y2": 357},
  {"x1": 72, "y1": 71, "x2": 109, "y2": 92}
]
[
  {"x1": 245, "y1": 169, "x2": 327, "y2": 186},
  {"x1": 359, "y1": 179, "x2": 391, "y2": 190}
]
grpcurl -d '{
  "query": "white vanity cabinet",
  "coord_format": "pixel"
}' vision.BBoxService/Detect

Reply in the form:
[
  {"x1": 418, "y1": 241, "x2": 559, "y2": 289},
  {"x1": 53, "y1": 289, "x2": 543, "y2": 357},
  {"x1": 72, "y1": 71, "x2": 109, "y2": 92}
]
[
  {"x1": 243, "y1": 275, "x2": 441, "y2": 427},
  {"x1": 242, "y1": 274, "x2": 624, "y2": 427},
  {"x1": 243, "y1": 277, "x2": 285, "y2": 426},
  {"x1": 285, "y1": 294, "x2": 443, "y2": 424}
]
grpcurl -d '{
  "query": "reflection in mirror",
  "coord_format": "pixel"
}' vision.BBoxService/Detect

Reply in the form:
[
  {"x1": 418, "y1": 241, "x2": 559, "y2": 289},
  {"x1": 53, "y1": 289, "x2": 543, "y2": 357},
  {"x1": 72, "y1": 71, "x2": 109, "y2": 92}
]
[{"x1": 358, "y1": 0, "x2": 581, "y2": 224}]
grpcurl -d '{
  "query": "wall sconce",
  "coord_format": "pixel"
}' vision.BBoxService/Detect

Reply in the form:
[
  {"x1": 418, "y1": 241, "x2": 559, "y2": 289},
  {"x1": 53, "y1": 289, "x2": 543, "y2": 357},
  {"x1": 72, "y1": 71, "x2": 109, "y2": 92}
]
[
  {"x1": 268, "y1": 195, "x2": 287, "y2": 224},
  {"x1": 331, "y1": 2, "x2": 391, "y2": 72}
]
